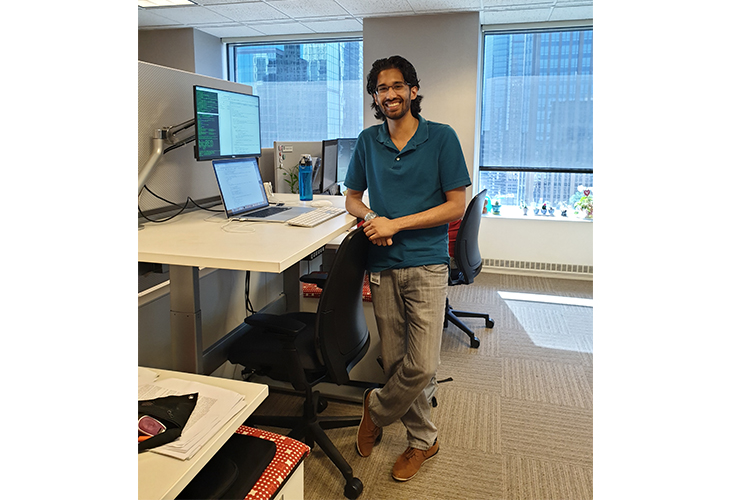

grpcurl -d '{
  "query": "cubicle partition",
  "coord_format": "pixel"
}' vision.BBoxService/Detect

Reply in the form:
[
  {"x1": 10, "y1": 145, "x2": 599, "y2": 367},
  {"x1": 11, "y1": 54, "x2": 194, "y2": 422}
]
[
  {"x1": 138, "y1": 62, "x2": 285, "y2": 373},
  {"x1": 272, "y1": 141, "x2": 322, "y2": 194},
  {"x1": 137, "y1": 62, "x2": 254, "y2": 215}
]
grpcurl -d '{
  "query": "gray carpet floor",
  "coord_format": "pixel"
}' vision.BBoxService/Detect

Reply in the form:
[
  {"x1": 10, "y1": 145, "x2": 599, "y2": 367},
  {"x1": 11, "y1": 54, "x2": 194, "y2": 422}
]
[{"x1": 250, "y1": 272, "x2": 593, "y2": 500}]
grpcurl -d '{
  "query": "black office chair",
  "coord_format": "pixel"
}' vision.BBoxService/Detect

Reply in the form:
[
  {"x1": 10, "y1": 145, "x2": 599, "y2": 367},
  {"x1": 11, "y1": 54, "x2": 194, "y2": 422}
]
[
  {"x1": 444, "y1": 189, "x2": 495, "y2": 348},
  {"x1": 227, "y1": 227, "x2": 370, "y2": 500}
]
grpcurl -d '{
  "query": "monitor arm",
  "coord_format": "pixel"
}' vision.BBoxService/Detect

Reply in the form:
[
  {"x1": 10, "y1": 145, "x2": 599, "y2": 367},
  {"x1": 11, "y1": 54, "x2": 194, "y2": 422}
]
[{"x1": 138, "y1": 118, "x2": 195, "y2": 195}]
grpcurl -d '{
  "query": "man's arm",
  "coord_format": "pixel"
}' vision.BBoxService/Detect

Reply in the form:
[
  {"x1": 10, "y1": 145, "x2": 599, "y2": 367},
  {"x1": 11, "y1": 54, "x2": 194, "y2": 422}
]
[
  {"x1": 345, "y1": 189, "x2": 372, "y2": 220},
  {"x1": 360, "y1": 186, "x2": 467, "y2": 247},
  {"x1": 345, "y1": 188, "x2": 393, "y2": 246}
]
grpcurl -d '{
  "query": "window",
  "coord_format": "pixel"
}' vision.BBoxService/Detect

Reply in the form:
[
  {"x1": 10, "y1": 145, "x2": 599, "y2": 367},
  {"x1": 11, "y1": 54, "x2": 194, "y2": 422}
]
[
  {"x1": 227, "y1": 40, "x2": 364, "y2": 148},
  {"x1": 479, "y1": 28, "x2": 593, "y2": 217}
]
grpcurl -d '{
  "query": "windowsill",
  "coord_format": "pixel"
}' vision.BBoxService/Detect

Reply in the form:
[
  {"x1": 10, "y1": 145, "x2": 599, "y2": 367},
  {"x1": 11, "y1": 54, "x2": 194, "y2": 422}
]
[{"x1": 482, "y1": 208, "x2": 593, "y2": 222}]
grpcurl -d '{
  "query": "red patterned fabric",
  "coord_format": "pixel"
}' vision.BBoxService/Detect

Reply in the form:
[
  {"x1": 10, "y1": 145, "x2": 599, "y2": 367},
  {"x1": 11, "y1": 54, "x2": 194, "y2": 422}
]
[
  {"x1": 235, "y1": 425, "x2": 310, "y2": 500},
  {"x1": 302, "y1": 277, "x2": 372, "y2": 302}
]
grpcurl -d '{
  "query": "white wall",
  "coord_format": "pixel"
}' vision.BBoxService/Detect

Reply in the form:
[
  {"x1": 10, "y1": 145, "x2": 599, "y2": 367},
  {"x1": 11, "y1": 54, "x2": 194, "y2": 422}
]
[
  {"x1": 479, "y1": 217, "x2": 593, "y2": 267},
  {"x1": 138, "y1": 28, "x2": 224, "y2": 79}
]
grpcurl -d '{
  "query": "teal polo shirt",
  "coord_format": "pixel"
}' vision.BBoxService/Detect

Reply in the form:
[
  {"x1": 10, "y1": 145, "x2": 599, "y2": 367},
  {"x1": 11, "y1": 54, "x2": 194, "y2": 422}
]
[{"x1": 345, "y1": 115, "x2": 472, "y2": 272}]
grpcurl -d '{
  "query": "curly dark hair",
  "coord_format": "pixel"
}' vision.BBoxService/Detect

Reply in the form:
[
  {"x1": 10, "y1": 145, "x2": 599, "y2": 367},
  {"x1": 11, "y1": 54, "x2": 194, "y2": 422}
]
[{"x1": 366, "y1": 55, "x2": 423, "y2": 121}]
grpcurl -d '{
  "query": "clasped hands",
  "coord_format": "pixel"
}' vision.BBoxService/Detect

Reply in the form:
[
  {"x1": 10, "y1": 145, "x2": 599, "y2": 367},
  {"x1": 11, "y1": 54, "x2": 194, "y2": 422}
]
[{"x1": 362, "y1": 217, "x2": 397, "y2": 246}]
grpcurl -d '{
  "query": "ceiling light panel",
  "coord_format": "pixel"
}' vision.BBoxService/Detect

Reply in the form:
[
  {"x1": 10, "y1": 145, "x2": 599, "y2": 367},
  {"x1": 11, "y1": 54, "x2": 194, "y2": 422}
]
[{"x1": 138, "y1": 0, "x2": 197, "y2": 8}]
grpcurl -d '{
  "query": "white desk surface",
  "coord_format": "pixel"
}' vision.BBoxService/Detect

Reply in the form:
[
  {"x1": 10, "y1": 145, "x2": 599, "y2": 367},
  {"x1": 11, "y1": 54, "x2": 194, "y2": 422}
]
[
  {"x1": 138, "y1": 194, "x2": 356, "y2": 273},
  {"x1": 138, "y1": 368, "x2": 269, "y2": 500}
]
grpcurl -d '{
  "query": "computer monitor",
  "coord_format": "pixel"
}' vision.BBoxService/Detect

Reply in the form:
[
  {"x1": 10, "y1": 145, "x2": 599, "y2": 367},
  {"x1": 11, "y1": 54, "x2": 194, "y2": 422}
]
[
  {"x1": 193, "y1": 85, "x2": 262, "y2": 161},
  {"x1": 321, "y1": 140, "x2": 339, "y2": 195},
  {"x1": 321, "y1": 138, "x2": 356, "y2": 194},
  {"x1": 336, "y1": 138, "x2": 356, "y2": 184}
]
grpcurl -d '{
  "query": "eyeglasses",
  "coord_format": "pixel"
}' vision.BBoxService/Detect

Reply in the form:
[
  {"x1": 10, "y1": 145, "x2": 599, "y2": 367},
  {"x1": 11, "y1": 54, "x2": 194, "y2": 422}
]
[
  {"x1": 375, "y1": 82, "x2": 409, "y2": 95},
  {"x1": 138, "y1": 415, "x2": 167, "y2": 436}
]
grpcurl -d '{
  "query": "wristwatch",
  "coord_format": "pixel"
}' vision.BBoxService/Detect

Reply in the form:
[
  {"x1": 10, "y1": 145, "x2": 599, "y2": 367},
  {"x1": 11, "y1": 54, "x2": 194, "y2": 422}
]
[{"x1": 364, "y1": 211, "x2": 378, "y2": 222}]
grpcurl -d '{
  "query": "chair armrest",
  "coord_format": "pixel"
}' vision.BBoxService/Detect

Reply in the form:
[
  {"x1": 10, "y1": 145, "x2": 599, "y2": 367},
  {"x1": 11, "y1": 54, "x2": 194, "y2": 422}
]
[
  {"x1": 299, "y1": 271, "x2": 329, "y2": 289},
  {"x1": 244, "y1": 313, "x2": 306, "y2": 337}
]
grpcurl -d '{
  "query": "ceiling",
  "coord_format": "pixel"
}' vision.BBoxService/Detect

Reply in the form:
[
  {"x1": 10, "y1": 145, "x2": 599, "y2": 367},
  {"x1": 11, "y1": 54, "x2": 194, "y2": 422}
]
[{"x1": 138, "y1": 0, "x2": 593, "y2": 40}]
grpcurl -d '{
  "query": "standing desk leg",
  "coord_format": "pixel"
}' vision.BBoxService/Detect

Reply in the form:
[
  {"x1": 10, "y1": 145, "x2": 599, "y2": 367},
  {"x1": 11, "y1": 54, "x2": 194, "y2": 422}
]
[
  {"x1": 169, "y1": 265, "x2": 204, "y2": 374},
  {"x1": 283, "y1": 261, "x2": 308, "y2": 313}
]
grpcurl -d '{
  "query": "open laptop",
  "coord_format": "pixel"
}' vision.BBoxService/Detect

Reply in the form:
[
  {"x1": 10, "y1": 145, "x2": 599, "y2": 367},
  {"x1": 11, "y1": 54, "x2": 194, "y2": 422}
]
[{"x1": 212, "y1": 157, "x2": 314, "y2": 222}]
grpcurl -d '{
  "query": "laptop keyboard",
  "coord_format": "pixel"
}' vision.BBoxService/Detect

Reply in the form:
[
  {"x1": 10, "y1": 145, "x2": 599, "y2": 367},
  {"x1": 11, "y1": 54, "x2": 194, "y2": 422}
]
[
  {"x1": 287, "y1": 207, "x2": 347, "y2": 227},
  {"x1": 249, "y1": 206, "x2": 291, "y2": 218}
]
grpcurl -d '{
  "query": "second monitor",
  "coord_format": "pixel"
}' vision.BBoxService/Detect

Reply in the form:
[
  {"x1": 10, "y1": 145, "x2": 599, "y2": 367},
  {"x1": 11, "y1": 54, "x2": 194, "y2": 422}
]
[{"x1": 321, "y1": 138, "x2": 356, "y2": 195}]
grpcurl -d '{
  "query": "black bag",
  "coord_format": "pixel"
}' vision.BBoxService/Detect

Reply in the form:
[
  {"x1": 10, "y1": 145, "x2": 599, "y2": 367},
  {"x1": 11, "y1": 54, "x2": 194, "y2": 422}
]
[
  {"x1": 176, "y1": 433, "x2": 277, "y2": 499},
  {"x1": 138, "y1": 393, "x2": 198, "y2": 453}
]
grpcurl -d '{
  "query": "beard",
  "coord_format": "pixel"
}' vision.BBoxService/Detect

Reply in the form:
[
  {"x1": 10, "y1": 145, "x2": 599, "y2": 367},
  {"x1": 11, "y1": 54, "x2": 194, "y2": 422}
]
[{"x1": 379, "y1": 96, "x2": 411, "y2": 120}]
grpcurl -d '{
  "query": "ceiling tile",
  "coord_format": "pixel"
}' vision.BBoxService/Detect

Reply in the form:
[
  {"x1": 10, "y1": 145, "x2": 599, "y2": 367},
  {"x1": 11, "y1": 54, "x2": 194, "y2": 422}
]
[
  {"x1": 247, "y1": 20, "x2": 315, "y2": 35},
  {"x1": 334, "y1": 0, "x2": 415, "y2": 16},
  {"x1": 196, "y1": 24, "x2": 267, "y2": 38},
  {"x1": 302, "y1": 18, "x2": 364, "y2": 33},
  {"x1": 407, "y1": 0, "x2": 482, "y2": 12},
  {"x1": 192, "y1": 0, "x2": 262, "y2": 4},
  {"x1": 480, "y1": 8, "x2": 552, "y2": 25},
  {"x1": 271, "y1": 0, "x2": 349, "y2": 19},
  {"x1": 207, "y1": 2, "x2": 290, "y2": 22},
  {"x1": 138, "y1": 7, "x2": 183, "y2": 26},
  {"x1": 143, "y1": 5, "x2": 232, "y2": 24},
  {"x1": 475, "y1": 0, "x2": 554, "y2": 6}
]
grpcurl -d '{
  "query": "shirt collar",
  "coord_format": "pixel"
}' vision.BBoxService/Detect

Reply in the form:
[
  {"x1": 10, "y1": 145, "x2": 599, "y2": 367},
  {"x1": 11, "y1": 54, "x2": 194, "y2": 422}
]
[{"x1": 376, "y1": 115, "x2": 429, "y2": 152}]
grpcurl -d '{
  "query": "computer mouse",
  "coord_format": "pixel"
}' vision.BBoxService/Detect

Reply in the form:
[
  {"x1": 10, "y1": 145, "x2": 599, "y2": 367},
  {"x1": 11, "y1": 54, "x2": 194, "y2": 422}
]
[{"x1": 311, "y1": 200, "x2": 333, "y2": 208}]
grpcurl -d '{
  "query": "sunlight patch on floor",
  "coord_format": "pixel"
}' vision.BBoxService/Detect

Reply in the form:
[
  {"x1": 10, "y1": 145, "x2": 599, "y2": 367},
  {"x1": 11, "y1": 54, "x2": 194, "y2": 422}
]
[
  {"x1": 498, "y1": 291, "x2": 593, "y2": 308},
  {"x1": 500, "y1": 291, "x2": 593, "y2": 353}
]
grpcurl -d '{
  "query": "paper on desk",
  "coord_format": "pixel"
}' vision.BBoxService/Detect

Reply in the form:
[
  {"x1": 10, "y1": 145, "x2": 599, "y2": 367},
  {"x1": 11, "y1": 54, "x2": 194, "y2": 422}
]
[
  {"x1": 138, "y1": 367, "x2": 159, "y2": 386},
  {"x1": 138, "y1": 378, "x2": 248, "y2": 460}
]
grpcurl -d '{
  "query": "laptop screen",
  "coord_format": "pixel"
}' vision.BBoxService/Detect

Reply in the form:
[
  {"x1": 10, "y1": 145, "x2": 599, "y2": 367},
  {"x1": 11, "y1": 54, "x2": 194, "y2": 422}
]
[{"x1": 212, "y1": 158, "x2": 269, "y2": 218}]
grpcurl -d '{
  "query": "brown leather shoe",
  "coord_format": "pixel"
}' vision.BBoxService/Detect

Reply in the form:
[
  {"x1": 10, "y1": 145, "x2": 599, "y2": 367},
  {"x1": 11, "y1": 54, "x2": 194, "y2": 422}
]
[
  {"x1": 356, "y1": 388, "x2": 382, "y2": 457},
  {"x1": 391, "y1": 439, "x2": 439, "y2": 481}
]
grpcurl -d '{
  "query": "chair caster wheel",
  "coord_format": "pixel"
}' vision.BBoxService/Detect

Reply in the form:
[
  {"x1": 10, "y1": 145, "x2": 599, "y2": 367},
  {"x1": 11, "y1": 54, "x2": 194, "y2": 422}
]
[
  {"x1": 470, "y1": 336, "x2": 480, "y2": 348},
  {"x1": 486, "y1": 319, "x2": 495, "y2": 328},
  {"x1": 317, "y1": 398, "x2": 328, "y2": 413},
  {"x1": 344, "y1": 477, "x2": 363, "y2": 499}
]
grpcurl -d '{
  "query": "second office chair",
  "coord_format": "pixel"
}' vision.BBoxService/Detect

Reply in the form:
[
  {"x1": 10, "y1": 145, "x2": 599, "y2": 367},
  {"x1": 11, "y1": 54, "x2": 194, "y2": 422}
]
[{"x1": 228, "y1": 226, "x2": 370, "y2": 500}]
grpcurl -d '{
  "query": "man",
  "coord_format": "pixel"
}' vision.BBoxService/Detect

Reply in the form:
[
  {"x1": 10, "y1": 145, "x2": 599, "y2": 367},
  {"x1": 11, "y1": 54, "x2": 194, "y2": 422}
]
[{"x1": 344, "y1": 55, "x2": 472, "y2": 481}]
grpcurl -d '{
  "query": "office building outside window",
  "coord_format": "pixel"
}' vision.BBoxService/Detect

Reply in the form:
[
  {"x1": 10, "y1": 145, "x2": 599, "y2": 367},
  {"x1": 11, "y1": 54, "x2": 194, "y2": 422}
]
[
  {"x1": 228, "y1": 40, "x2": 363, "y2": 148},
  {"x1": 479, "y1": 28, "x2": 593, "y2": 217}
]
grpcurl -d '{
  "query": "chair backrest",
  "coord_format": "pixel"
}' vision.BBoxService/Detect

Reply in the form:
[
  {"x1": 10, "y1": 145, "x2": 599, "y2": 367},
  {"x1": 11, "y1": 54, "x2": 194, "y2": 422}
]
[
  {"x1": 454, "y1": 189, "x2": 486, "y2": 285},
  {"x1": 315, "y1": 226, "x2": 371, "y2": 385}
]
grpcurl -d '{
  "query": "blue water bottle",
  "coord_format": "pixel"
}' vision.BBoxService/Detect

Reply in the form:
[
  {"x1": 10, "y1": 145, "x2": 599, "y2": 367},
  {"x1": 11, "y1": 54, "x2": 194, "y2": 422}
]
[{"x1": 298, "y1": 155, "x2": 313, "y2": 201}]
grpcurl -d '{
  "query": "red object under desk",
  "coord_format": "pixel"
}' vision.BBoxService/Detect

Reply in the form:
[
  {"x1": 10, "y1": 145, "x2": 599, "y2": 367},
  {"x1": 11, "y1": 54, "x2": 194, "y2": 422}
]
[{"x1": 235, "y1": 425, "x2": 310, "y2": 500}]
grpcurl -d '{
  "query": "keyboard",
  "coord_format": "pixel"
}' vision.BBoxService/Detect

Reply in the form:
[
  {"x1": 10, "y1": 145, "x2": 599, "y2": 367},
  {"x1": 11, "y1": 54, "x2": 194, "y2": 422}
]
[
  {"x1": 287, "y1": 206, "x2": 347, "y2": 227},
  {"x1": 248, "y1": 206, "x2": 291, "y2": 217}
]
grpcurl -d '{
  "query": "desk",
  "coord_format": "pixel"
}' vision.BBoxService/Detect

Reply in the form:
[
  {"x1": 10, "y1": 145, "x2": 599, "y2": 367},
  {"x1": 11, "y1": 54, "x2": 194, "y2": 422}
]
[
  {"x1": 138, "y1": 194, "x2": 356, "y2": 374},
  {"x1": 138, "y1": 368, "x2": 269, "y2": 500}
]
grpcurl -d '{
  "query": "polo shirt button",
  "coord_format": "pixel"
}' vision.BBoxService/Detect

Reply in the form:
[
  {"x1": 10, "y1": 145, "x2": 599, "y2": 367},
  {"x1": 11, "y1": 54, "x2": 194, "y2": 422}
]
[{"x1": 396, "y1": 157, "x2": 400, "y2": 161}]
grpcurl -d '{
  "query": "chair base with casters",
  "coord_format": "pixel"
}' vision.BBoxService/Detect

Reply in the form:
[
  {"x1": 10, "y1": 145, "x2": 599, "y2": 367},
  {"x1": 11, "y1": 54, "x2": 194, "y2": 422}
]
[
  {"x1": 243, "y1": 384, "x2": 364, "y2": 499},
  {"x1": 444, "y1": 297, "x2": 494, "y2": 348}
]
